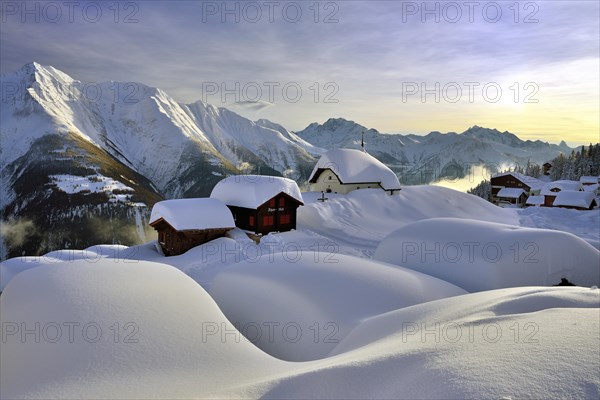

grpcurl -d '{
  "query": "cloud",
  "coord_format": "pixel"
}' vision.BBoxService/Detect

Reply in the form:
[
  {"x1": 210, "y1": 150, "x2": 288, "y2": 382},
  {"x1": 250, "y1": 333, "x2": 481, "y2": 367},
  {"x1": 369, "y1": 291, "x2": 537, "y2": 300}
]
[
  {"x1": 1, "y1": 1, "x2": 598, "y2": 142},
  {"x1": 232, "y1": 100, "x2": 275, "y2": 111}
]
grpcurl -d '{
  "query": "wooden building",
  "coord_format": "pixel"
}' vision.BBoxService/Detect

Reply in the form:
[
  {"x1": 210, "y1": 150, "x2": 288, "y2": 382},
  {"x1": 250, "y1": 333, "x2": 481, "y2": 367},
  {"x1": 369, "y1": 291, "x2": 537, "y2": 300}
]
[
  {"x1": 490, "y1": 172, "x2": 543, "y2": 206},
  {"x1": 540, "y1": 180, "x2": 583, "y2": 207},
  {"x1": 495, "y1": 188, "x2": 527, "y2": 207},
  {"x1": 543, "y1": 162, "x2": 552, "y2": 176},
  {"x1": 210, "y1": 175, "x2": 304, "y2": 235},
  {"x1": 552, "y1": 191, "x2": 598, "y2": 210},
  {"x1": 308, "y1": 148, "x2": 401, "y2": 195},
  {"x1": 149, "y1": 198, "x2": 235, "y2": 256}
]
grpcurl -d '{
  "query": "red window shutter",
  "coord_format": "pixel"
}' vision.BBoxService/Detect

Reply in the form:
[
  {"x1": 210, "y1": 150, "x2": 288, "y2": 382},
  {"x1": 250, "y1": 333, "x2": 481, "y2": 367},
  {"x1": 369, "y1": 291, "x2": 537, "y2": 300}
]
[
  {"x1": 279, "y1": 198, "x2": 285, "y2": 207},
  {"x1": 263, "y1": 215, "x2": 274, "y2": 226},
  {"x1": 269, "y1": 198, "x2": 276, "y2": 207},
  {"x1": 280, "y1": 214, "x2": 290, "y2": 224},
  {"x1": 249, "y1": 215, "x2": 255, "y2": 226}
]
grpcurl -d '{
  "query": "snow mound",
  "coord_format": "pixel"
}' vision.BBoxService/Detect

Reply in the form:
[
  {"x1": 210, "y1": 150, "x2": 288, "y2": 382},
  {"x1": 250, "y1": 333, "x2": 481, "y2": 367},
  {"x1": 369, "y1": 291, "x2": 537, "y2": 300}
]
[
  {"x1": 209, "y1": 253, "x2": 466, "y2": 361},
  {"x1": 309, "y1": 148, "x2": 401, "y2": 190},
  {"x1": 374, "y1": 218, "x2": 600, "y2": 292},
  {"x1": 210, "y1": 175, "x2": 304, "y2": 209},
  {"x1": 149, "y1": 198, "x2": 235, "y2": 230},
  {"x1": 299, "y1": 186, "x2": 520, "y2": 250},
  {"x1": 0, "y1": 259, "x2": 284, "y2": 399},
  {"x1": 313, "y1": 287, "x2": 600, "y2": 400}
]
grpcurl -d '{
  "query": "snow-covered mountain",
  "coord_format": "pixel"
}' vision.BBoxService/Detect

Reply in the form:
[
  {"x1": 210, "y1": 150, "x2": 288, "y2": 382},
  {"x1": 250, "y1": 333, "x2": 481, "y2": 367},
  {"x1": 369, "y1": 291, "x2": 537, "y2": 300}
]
[
  {"x1": 296, "y1": 118, "x2": 572, "y2": 183},
  {"x1": 0, "y1": 62, "x2": 315, "y2": 258}
]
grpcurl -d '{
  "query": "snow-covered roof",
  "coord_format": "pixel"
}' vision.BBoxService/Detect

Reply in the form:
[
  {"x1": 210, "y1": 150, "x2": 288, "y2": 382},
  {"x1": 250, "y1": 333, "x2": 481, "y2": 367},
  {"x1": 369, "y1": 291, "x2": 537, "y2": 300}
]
[
  {"x1": 210, "y1": 175, "x2": 304, "y2": 209},
  {"x1": 491, "y1": 172, "x2": 543, "y2": 190},
  {"x1": 583, "y1": 183, "x2": 599, "y2": 192},
  {"x1": 541, "y1": 180, "x2": 583, "y2": 195},
  {"x1": 150, "y1": 198, "x2": 235, "y2": 231},
  {"x1": 526, "y1": 195, "x2": 544, "y2": 205},
  {"x1": 580, "y1": 176, "x2": 599, "y2": 184},
  {"x1": 309, "y1": 148, "x2": 401, "y2": 190},
  {"x1": 496, "y1": 188, "x2": 525, "y2": 199},
  {"x1": 553, "y1": 191, "x2": 597, "y2": 209}
]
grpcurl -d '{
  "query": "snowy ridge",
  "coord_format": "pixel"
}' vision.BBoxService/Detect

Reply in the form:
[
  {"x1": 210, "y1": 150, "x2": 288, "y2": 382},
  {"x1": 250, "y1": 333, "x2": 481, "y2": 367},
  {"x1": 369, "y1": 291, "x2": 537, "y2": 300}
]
[
  {"x1": 0, "y1": 62, "x2": 316, "y2": 193},
  {"x1": 296, "y1": 118, "x2": 571, "y2": 173}
]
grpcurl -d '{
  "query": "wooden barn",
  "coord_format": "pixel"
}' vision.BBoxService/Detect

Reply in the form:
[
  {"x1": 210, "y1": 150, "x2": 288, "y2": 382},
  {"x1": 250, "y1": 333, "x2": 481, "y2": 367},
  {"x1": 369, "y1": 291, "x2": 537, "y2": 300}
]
[
  {"x1": 490, "y1": 172, "x2": 543, "y2": 206},
  {"x1": 308, "y1": 148, "x2": 401, "y2": 195},
  {"x1": 210, "y1": 175, "x2": 304, "y2": 235},
  {"x1": 149, "y1": 198, "x2": 235, "y2": 256}
]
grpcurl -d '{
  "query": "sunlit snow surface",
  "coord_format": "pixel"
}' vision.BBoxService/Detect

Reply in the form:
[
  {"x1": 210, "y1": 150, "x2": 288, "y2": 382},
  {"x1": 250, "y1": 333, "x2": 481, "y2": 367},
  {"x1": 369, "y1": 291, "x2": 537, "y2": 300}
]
[
  {"x1": 1, "y1": 186, "x2": 599, "y2": 399},
  {"x1": 49, "y1": 174, "x2": 137, "y2": 204}
]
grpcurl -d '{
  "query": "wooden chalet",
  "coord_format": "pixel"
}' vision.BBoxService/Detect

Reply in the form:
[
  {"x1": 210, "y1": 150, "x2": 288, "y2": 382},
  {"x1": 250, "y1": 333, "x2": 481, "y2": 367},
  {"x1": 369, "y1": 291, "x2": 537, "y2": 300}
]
[
  {"x1": 149, "y1": 198, "x2": 235, "y2": 256},
  {"x1": 495, "y1": 188, "x2": 527, "y2": 207},
  {"x1": 210, "y1": 175, "x2": 304, "y2": 235},
  {"x1": 308, "y1": 148, "x2": 401, "y2": 195},
  {"x1": 490, "y1": 172, "x2": 543, "y2": 206},
  {"x1": 540, "y1": 180, "x2": 583, "y2": 207},
  {"x1": 552, "y1": 190, "x2": 598, "y2": 210}
]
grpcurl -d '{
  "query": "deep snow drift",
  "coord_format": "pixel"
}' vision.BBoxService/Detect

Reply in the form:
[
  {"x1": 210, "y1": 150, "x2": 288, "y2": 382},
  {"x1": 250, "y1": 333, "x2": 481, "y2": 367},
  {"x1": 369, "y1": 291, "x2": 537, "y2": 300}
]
[
  {"x1": 210, "y1": 253, "x2": 466, "y2": 361},
  {"x1": 299, "y1": 186, "x2": 520, "y2": 253},
  {"x1": 1, "y1": 260, "x2": 598, "y2": 399},
  {"x1": 374, "y1": 218, "x2": 600, "y2": 292}
]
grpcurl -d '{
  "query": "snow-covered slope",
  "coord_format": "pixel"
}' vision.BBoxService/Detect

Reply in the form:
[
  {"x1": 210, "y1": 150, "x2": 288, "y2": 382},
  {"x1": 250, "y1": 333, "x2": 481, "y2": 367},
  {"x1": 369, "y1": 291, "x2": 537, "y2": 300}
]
[
  {"x1": 0, "y1": 62, "x2": 316, "y2": 195},
  {"x1": 374, "y1": 218, "x2": 600, "y2": 291},
  {"x1": 299, "y1": 187, "x2": 520, "y2": 253},
  {"x1": 210, "y1": 253, "x2": 466, "y2": 361},
  {"x1": 185, "y1": 102, "x2": 316, "y2": 178},
  {"x1": 1, "y1": 257, "x2": 598, "y2": 399}
]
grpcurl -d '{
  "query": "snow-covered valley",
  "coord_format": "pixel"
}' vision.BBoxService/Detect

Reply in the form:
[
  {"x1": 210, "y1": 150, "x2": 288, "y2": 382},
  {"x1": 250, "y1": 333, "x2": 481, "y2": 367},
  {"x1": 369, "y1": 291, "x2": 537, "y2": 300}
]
[{"x1": 1, "y1": 187, "x2": 599, "y2": 399}]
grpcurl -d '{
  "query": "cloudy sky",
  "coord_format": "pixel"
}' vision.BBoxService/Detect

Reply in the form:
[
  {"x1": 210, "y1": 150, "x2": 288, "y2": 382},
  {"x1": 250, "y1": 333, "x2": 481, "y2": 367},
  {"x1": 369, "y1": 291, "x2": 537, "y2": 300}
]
[{"x1": 1, "y1": 1, "x2": 598, "y2": 145}]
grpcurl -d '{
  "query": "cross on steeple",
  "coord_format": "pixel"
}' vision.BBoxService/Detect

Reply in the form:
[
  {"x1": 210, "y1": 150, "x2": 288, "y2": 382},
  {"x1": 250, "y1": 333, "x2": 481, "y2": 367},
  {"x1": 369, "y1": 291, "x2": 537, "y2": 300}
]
[{"x1": 361, "y1": 130, "x2": 365, "y2": 152}]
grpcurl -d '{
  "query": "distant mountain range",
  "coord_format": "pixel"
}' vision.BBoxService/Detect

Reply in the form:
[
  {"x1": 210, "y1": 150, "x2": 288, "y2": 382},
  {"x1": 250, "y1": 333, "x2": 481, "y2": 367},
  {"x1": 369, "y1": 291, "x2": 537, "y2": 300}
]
[
  {"x1": 0, "y1": 62, "x2": 573, "y2": 258},
  {"x1": 296, "y1": 118, "x2": 572, "y2": 183}
]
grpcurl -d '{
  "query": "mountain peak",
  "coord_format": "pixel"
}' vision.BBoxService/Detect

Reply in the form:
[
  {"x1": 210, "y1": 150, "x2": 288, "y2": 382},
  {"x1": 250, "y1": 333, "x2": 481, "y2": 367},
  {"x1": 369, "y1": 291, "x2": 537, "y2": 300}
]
[{"x1": 5, "y1": 61, "x2": 75, "y2": 86}]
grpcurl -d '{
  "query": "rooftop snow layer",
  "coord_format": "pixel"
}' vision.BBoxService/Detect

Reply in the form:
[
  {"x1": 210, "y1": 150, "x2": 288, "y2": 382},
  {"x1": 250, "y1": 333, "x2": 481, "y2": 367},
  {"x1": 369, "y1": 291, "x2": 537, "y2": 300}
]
[
  {"x1": 491, "y1": 171, "x2": 544, "y2": 190},
  {"x1": 210, "y1": 175, "x2": 304, "y2": 209},
  {"x1": 541, "y1": 180, "x2": 583, "y2": 196},
  {"x1": 580, "y1": 176, "x2": 600, "y2": 184},
  {"x1": 526, "y1": 195, "x2": 545, "y2": 205},
  {"x1": 149, "y1": 198, "x2": 235, "y2": 230},
  {"x1": 496, "y1": 187, "x2": 525, "y2": 199},
  {"x1": 309, "y1": 148, "x2": 401, "y2": 190},
  {"x1": 553, "y1": 190, "x2": 597, "y2": 209}
]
